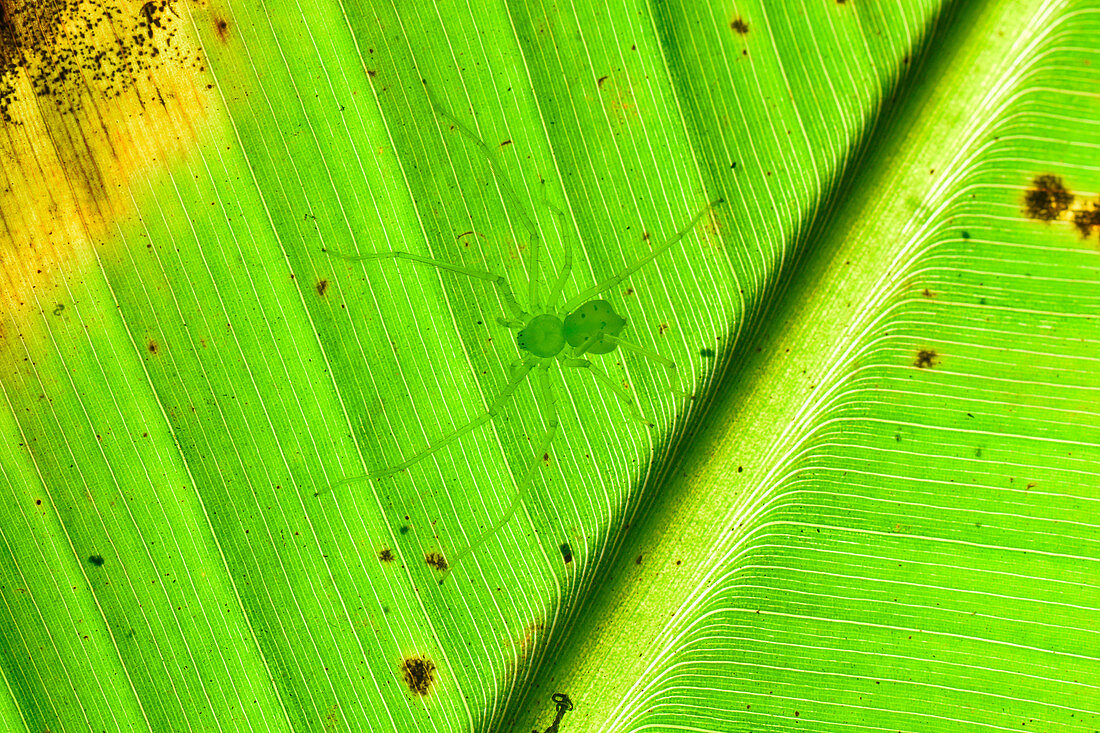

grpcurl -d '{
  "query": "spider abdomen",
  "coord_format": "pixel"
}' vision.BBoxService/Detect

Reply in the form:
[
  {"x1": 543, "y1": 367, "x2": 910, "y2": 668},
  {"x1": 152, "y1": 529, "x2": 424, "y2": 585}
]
[{"x1": 563, "y1": 299, "x2": 626, "y2": 354}]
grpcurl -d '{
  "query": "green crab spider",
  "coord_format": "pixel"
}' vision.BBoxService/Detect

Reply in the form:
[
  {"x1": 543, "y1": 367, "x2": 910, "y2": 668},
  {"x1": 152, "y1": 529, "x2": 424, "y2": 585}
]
[{"x1": 323, "y1": 82, "x2": 723, "y2": 573}]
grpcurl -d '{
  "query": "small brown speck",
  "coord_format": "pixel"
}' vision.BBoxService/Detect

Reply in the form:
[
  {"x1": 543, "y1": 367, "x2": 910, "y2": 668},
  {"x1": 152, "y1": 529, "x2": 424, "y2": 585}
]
[
  {"x1": 914, "y1": 349, "x2": 936, "y2": 369},
  {"x1": 316, "y1": 279, "x2": 328, "y2": 296},
  {"x1": 425, "y1": 551, "x2": 448, "y2": 572},
  {"x1": 1024, "y1": 175, "x2": 1073, "y2": 221},
  {"x1": 1071, "y1": 200, "x2": 1100, "y2": 239},
  {"x1": 400, "y1": 656, "x2": 436, "y2": 696},
  {"x1": 214, "y1": 18, "x2": 230, "y2": 43},
  {"x1": 635, "y1": 554, "x2": 643, "y2": 565}
]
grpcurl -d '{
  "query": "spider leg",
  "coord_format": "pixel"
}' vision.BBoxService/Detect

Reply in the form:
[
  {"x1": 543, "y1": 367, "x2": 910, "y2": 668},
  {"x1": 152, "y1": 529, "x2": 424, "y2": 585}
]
[
  {"x1": 507, "y1": 356, "x2": 529, "y2": 380},
  {"x1": 325, "y1": 248, "x2": 526, "y2": 322},
  {"x1": 539, "y1": 189, "x2": 574, "y2": 312},
  {"x1": 561, "y1": 198, "x2": 724, "y2": 313},
  {"x1": 320, "y1": 358, "x2": 538, "y2": 496},
  {"x1": 448, "y1": 362, "x2": 559, "y2": 571},
  {"x1": 563, "y1": 358, "x2": 653, "y2": 427},
  {"x1": 422, "y1": 81, "x2": 544, "y2": 312},
  {"x1": 570, "y1": 332, "x2": 601, "y2": 358},
  {"x1": 603, "y1": 334, "x2": 687, "y2": 397}
]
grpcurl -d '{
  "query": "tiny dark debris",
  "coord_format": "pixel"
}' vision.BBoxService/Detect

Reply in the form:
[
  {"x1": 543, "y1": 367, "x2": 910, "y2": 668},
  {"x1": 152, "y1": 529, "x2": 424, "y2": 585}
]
[
  {"x1": 425, "y1": 550, "x2": 448, "y2": 572},
  {"x1": 560, "y1": 542, "x2": 573, "y2": 564},
  {"x1": 88, "y1": 555, "x2": 105, "y2": 567},
  {"x1": 914, "y1": 349, "x2": 937, "y2": 369},
  {"x1": 634, "y1": 554, "x2": 643, "y2": 565},
  {"x1": 1024, "y1": 175, "x2": 1073, "y2": 221},
  {"x1": 378, "y1": 548, "x2": 394, "y2": 563},
  {"x1": 316, "y1": 279, "x2": 328, "y2": 296},
  {"x1": 730, "y1": 18, "x2": 749, "y2": 34},
  {"x1": 400, "y1": 655, "x2": 436, "y2": 696},
  {"x1": 1071, "y1": 200, "x2": 1100, "y2": 239},
  {"x1": 597, "y1": 75, "x2": 608, "y2": 87}
]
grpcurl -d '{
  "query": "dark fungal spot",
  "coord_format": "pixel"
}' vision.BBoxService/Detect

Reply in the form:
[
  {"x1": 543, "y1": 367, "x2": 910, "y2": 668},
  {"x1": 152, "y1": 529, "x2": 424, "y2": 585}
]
[
  {"x1": 730, "y1": 18, "x2": 749, "y2": 34},
  {"x1": 399, "y1": 525, "x2": 410, "y2": 535},
  {"x1": 700, "y1": 347, "x2": 715, "y2": 358},
  {"x1": 147, "y1": 340, "x2": 158, "y2": 354},
  {"x1": 316, "y1": 279, "x2": 328, "y2": 296},
  {"x1": 425, "y1": 550, "x2": 448, "y2": 572},
  {"x1": 921, "y1": 288, "x2": 933, "y2": 298},
  {"x1": 560, "y1": 542, "x2": 572, "y2": 564},
  {"x1": 914, "y1": 349, "x2": 936, "y2": 368},
  {"x1": 400, "y1": 655, "x2": 436, "y2": 697},
  {"x1": 961, "y1": 231, "x2": 971, "y2": 239},
  {"x1": 87, "y1": 554, "x2": 104, "y2": 566},
  {"x1": 378, "y1": 548, "x2": 394, "y2": 563},
  {"x1": 1071, "y1": 200, "x2": 1100, "y2": 239},
  {"x1": 1024, "y1": 175, "x2": 1073, "y2": 221},
  {"x1": 214, "y1": 17, "x2": 230, "y2": 43}
]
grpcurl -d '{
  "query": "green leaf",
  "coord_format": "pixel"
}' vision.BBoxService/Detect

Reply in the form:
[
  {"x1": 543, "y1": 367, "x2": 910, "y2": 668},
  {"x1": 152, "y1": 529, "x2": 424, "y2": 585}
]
[{"x1": 0, "y1": 0, "x2": 1096, "y2": 731}]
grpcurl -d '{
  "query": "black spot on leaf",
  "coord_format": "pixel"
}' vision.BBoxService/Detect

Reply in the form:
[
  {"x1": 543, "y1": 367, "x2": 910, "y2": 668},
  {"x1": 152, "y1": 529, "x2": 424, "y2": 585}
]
[
  {"x1": 400, "y1": 655, "x2": 436, "y2": 696},
  {"x1": 914, "y1": 349, "x2": 937, "y2": 368},
  {"x1": 425, "y1": 550, "x2": 448, "y2": 572},
  {"x1": 1071, "y1": 200, "x2": 1100, "y2": 239},
  {"x1": 1024, "y1": 175, "x2": 1073, "y2": 221}
]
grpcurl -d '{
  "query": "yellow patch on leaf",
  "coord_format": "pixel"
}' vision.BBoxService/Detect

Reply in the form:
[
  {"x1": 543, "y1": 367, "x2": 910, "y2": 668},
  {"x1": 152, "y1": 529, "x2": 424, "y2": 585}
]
[{"x1": 0, "y1": 0, "x2": 218, "y2": 327}]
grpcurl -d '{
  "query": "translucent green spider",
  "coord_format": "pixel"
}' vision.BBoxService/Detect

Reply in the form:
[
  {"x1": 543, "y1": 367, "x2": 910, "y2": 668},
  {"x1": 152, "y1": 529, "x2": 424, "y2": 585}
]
[{"x1": 324, "y1": 82, "x2": 723, "y2": 572}]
